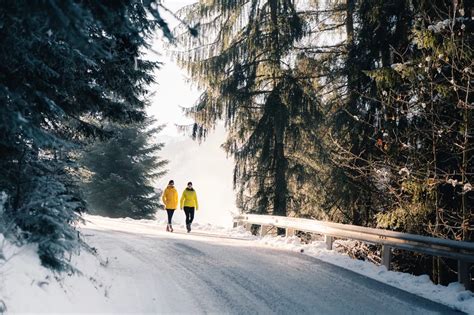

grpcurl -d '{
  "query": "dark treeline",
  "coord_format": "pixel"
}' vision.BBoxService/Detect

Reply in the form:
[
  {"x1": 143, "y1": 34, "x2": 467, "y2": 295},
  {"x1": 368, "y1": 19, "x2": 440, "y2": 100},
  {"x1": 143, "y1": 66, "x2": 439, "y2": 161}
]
[
  {"x1": 174, "y1": 0, "x2": 473, "y2": 284},
  {"x1": 0, "y1": 1, "x2": 170, "y2": 270}
]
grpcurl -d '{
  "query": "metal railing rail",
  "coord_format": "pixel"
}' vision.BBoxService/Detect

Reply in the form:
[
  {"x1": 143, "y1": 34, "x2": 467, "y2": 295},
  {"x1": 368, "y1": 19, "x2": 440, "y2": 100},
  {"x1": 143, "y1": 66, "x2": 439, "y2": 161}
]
[{"x1": 233, "y1": 214, "x2": 474, "y2": 290}]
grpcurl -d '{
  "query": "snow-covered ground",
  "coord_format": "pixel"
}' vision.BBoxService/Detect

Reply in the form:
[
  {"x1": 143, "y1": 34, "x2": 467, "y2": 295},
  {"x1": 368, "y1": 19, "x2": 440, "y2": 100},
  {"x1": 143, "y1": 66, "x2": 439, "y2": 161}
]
[{"x1": 0, "y1": 214, "x2": 472, "y2": 314}]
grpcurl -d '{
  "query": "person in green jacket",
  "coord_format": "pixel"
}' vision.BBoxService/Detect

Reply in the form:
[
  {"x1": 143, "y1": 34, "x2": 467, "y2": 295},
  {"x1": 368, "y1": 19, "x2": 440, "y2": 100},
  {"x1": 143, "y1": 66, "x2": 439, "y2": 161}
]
[{"x1": 180, "y1": 181, "x2": 199, "y2": 233}]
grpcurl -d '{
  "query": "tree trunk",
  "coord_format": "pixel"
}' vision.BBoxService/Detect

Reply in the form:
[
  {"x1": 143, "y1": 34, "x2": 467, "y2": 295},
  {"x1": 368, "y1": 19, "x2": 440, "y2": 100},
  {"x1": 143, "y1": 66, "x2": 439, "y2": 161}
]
[
  {"x1": 269, "y1": 0, "x2": 288, "y2": 218},
  {"x1": 346, "y1": 0, "x2": 355, "y2": 92},
  {"x1": 274, "y1": 124, "x2": 288, "y2": 217}
]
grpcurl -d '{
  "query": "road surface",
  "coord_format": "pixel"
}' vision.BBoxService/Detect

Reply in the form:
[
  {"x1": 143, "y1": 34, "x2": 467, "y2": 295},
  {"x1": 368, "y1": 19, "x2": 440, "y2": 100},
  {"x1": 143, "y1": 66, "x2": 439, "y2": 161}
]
[{"x1": 82, "y1": 221, "x2": 462, "y2": 315}]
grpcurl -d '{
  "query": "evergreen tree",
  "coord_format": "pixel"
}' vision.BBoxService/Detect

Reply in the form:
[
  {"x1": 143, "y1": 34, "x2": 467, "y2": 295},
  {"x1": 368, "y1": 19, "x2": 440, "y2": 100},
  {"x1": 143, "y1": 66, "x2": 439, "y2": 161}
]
[
  {"x1": 369, "y1": 0, "x2": 473, "y2": 240},
  {"x1": 0, "y1": 0, "x2": 170, "y2": 270},
  {"x1": 321, "y1": 0, "x2": 414, "y2": 225},
  {"x1": 365, "y1": 0, "x2": 473, "y2": 283},
  {"x1": 171, "y1": 0, "x2": 473, "y2": 283},
  {"x1": 81, "y1": 121, "x2": 168, "y2": 219},
  {"x1": 13, "y1": 150, "x2": 86, "y2": 270},
  {"x1": 174, "y1": 0, "x2": 322, "y2": 217},
  {"x1": 300, "y1": 0, "x2": 472, "y2": 283}
]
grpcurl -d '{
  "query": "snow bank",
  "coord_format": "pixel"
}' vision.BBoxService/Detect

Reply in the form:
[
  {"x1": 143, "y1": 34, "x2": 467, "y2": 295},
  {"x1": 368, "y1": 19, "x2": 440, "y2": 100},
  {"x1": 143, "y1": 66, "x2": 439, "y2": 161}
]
[
  {"x1": 81, "y1": 213, "x2": 255, "y2": 240},
  {"x1": 0, "y1": 233, "x2": 111, "y2": 313}
]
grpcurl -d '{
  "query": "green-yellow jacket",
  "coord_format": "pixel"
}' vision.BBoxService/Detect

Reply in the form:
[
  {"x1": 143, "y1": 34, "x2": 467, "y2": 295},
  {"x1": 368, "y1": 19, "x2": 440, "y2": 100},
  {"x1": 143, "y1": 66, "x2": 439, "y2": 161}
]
[
  {"x1": 180, "y1": 188, "x2": 199, "y2": 210},
  {"x1": 162, "y1": 185, "x2": 178, "y2": 210}
]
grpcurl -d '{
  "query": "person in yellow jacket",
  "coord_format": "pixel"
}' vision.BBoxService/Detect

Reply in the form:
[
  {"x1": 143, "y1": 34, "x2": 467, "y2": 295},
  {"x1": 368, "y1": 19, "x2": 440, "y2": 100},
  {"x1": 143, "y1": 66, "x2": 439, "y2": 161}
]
[
  {"x1": 180, "y1": 181, "x2": 199, "y2": 233},
  {"x1": 162, "y1": 180, "x2": 178, "y2": 232}
]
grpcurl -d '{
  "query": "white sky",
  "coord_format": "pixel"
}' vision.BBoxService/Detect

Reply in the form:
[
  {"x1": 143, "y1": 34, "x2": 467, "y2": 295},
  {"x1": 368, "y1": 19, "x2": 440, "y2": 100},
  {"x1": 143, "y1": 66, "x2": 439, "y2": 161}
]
[{"x1": 146, "y1": 0, "x2": 237, "y2": 227}]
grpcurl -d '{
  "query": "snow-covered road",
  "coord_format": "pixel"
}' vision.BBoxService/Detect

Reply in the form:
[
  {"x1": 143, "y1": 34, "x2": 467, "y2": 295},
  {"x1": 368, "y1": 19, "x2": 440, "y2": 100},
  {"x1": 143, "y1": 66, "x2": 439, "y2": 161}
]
[{"x1": 81, "y1": 218, "x2": 461, "y2": 315}]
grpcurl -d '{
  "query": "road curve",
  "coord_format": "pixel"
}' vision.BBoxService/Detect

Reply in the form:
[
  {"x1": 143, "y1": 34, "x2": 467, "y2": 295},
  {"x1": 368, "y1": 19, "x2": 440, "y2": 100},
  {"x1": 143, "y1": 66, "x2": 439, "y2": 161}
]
[{"x1": 84, "y1": 228, "x2": 462, "y2": 315}]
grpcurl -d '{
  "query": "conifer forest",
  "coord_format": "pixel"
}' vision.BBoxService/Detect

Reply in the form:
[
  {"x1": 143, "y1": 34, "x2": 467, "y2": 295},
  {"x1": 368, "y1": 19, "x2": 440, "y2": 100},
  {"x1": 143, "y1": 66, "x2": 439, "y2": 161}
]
[{"x1": 0, "y1": 0, "x2": 473, "y2": 288}]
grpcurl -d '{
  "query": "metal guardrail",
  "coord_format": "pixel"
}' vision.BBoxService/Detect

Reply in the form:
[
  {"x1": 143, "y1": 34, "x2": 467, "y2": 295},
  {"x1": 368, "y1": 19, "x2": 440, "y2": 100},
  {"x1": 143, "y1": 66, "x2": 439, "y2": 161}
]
[{"x1": 233, "y1": 214, "x2": 474, "y2": 290}]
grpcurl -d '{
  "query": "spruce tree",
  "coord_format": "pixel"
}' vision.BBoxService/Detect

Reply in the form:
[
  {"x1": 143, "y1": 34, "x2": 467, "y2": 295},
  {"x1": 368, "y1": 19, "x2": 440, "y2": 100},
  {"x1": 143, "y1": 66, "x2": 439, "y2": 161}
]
[
  {"x1": 13, "y1": 150, "x2": 86, "y2": 270},
  {"x1": 81, "y1": 121, "x2": 168, "y2": 219},
  {"x1": 174, "y1": 1, "x2": 322, "y2": 217},
  {"x1": 325, "y1": 0, "x2": 415, "y2": 225},
  {"x1": 299, "y1": 0, "x2": 472, "y2": 283},
  {"x1": 0, "y1": 0, "x2": 170, "y2": 270}
]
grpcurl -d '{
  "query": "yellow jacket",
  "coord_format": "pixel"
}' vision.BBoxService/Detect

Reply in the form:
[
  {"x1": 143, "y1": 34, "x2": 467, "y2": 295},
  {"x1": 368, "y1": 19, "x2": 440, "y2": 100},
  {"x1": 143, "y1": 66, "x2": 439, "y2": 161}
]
[
  {"x1": 180, "y1": 188, "x2": 199, "y2": 210},
  {"x1": 162, "y1": 185, "x2": 178, "y2": 210}
]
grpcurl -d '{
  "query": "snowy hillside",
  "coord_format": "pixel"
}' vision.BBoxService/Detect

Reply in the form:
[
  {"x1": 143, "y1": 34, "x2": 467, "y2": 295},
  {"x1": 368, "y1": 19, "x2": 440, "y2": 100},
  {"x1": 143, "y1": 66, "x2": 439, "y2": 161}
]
[{"x1": 0, "y1": 215, "x2": 472, "y2": 314}]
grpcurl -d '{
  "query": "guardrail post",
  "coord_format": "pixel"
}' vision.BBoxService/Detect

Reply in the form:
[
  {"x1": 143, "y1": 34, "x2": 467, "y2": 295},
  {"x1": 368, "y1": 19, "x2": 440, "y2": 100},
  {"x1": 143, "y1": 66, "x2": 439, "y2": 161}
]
[
  {"x1": 244, "y1": 223, "x2": 251, "y2": 232},
  {"x1": 286, "y1": 228, "x2": 295, "y2": 237},
  {"x1": 381, "y1": 245, "x2": 392, "y2": 270},
  {"x1": 458, "y1": 260, "x2": 472, "y2": 290},
  {"x1": 325, "y1": 235, "x2": 333, "y2": 250},
  {"x1": 260, "y1": 225, "x2": 269, "y2": 237}
]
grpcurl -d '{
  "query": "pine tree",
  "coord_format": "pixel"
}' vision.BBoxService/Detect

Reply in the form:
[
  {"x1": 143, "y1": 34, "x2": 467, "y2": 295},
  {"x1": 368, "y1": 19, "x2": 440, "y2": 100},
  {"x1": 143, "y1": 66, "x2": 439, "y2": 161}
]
[
  {"x1": 0, "y1": 0, "x2": 170, "y2": 270},
  {"x1": 81, "y1": 121, "x2": 168, "y2": 219},
  {"x1": 174, "y1": 1, "x2": 322, "y2": 218},
  {"x1": 13, "y1": 150, "x2": 85, "y2": 270}
]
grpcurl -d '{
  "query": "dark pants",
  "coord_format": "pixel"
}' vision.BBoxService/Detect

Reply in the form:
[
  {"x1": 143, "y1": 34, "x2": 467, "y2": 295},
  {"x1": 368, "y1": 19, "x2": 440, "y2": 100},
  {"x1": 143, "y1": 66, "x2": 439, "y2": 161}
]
[
  {"x1": 166, "y1": 209, "x2": 175, "y2": 224},
  {"x1": 183, "y1": 207, "x2": 195, "y2": 225}
]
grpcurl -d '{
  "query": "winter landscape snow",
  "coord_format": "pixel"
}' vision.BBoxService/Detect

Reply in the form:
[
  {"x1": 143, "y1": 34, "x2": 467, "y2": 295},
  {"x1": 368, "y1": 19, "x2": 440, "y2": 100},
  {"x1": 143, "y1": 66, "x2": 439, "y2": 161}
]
[
  {"x1": 2, "y1": 1, "x2": 473, "y2": 314},
  {"x1": 1, "y1": 214, "x2": 473, "y2": 314}
]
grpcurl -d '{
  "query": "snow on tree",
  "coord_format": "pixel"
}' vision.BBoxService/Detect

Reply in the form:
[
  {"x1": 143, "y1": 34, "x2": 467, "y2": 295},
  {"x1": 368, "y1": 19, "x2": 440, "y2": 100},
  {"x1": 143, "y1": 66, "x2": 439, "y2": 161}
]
[{"x1": 0, "y1": 0, "x2": 170, "y2": 271}]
